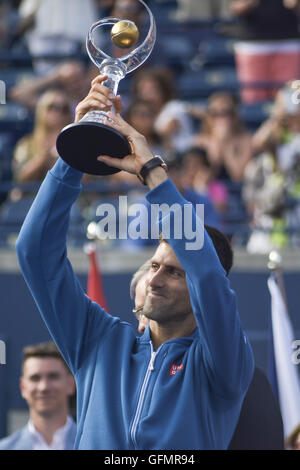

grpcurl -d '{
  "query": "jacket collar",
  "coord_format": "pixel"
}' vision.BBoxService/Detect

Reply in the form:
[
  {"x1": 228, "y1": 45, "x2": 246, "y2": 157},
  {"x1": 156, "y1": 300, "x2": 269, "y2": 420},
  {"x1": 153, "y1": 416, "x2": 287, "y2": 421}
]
[{"x1": 139, "y1": 324, "x2": 199, "y2": 345}]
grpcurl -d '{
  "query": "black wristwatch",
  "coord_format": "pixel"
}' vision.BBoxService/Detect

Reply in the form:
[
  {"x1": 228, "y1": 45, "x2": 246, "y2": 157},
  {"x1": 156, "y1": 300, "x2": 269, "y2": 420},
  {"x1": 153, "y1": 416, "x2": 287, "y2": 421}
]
[{"x1": 137, "y1": 156, "x2": 168, "y2": 185}]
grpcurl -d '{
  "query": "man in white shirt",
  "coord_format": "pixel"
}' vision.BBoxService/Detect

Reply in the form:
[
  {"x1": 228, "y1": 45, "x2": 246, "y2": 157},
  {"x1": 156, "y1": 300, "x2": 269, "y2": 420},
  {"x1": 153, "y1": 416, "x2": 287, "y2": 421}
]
[
  {"x1": 18, "y1": 0, "x2": 99, "y2": 75},
  {"x1": 0, "y1": 341, "x2": 76, "y2": 450}
]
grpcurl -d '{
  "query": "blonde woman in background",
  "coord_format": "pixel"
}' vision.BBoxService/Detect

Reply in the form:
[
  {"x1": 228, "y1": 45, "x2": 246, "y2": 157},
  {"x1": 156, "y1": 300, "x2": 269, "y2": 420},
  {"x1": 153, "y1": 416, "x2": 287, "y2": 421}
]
[{"x1": 12, "y1": 89, "x2": 72, "y2": 183}]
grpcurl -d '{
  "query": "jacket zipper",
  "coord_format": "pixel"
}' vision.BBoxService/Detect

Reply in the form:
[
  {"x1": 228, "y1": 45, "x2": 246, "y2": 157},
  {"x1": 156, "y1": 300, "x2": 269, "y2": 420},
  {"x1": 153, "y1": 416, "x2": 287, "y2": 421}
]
[{"x1": 130, "y1": 341, "x2": 157, "y2": 449}]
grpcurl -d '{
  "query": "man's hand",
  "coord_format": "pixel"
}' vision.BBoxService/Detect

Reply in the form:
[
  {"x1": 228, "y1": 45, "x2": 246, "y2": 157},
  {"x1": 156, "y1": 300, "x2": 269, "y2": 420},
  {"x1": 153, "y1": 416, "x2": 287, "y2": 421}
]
[
  {"x1": 74, "y1": 74, "x2": 168, "y2": 188},
  {"x1": 230, "y1": 0, "x2": 260, "y2": 16},
  {"x1": 98, "y1": 112, "x2": 168, "y2": 189},
  {"x1": 283, "y1": 0, "x2": 300, "y2": 9},
  {"x1": 74, "y1": 74, "x2": 124, "y2": 123},
  {"x1": 97, "y1": 112, "x2": 156, "y2": 175}
]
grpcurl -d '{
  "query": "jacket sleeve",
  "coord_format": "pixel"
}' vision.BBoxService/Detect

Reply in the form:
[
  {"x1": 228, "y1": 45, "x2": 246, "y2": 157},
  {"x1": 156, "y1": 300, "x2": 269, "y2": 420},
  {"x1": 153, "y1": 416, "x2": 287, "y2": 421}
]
[
  {"x1": 146, "y1": 179, "x2": 254, "y2": 399},
  {"x1": 16, "y1": 158, "x2": 118, "y2": 374}
]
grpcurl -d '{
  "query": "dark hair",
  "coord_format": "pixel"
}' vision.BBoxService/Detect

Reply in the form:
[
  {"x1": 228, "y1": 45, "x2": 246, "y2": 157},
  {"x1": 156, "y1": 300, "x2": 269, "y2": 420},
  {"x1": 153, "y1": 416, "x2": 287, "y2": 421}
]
[
  {"x1": 166, "y1": 158, "x2": 183, "y2": 173},
  {"x1": 22, "y1": 341, "x2": 69, "y2": 373},
  {"x1": 158, "y1": 224, "x2": 233, "y2": 277},
  {"x1": 182, "y1": 147, "x2": 211, "y2": 169},
  {"x1": 132, "y1": 66, "x2": 177, "y2": 104},
  {"x1": 124, "y1": 98, "x2": 156, "y2": 120},
  {"x1": 204, "y1": 91, "x2": 244, "y2": 136},
  {"x1": 204, "y1": 224, "x2": 233, "y2": 276}
]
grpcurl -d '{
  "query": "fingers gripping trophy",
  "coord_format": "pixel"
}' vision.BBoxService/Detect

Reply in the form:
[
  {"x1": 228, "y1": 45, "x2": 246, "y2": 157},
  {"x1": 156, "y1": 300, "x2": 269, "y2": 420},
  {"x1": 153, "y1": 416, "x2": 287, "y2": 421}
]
[{"x1": 56, "y1": 0, "x2": 156, "y2": 175}]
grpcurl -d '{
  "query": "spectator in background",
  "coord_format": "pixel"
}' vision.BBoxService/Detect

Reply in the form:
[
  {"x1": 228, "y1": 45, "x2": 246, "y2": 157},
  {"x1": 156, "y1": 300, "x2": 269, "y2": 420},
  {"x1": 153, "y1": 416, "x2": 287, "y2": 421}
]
[
  {"x1": 9, "y1": 60, "x2": 96, "y2": 113},
  {"x1": 95, "y1": 0, "x2": 114, "y2": 16},
  {"x1": 192, "y1": 91, "x2": 253, "y2": 182},
  {"x1": 243, "y1": 81, "x2": 300, "y2": 253},
  {"x1": 0, "y1": 0, "x2": 21, "y2": 50},
  {"x1": 0, "y1": 341, "x2": 76, "y2": 450},
  {"x1": 125, "y1": 99, "x2": 164, "y2": 156},
  {"x1": 132, "y1": 66, "x2": 194, "y2": 158},
  {"x1": 231, "y1": 0, "x2": 300, "y2": 104},
  {"x1": 130, "y1": 259, "x2": 151, "y2": 334},
  {"x1": 12, "y1": 89, "x2": 72, "y2": 184},
  {"x1": 18, "y1": 0, "x2": 99, "y2": 75},
  {"x1": 110, "y1": 0, "x2": 145, "y2": 28},
  {"x1": 252, "y1": 80, "x2": 300, "y2": 156},
  {"x1": 111, "y1": 0, "x2": 144, "y2": 18},
  {"x1": 180, "y1": 147, "x2": 229, "y2": 215}
]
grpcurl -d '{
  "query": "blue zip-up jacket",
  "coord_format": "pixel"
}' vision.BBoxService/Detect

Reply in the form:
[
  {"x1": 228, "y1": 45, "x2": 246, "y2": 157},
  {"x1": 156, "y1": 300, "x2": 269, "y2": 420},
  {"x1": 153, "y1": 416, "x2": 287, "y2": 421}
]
[{"x1": 16, "y1": 158, "x2": 254, "y2": 450}]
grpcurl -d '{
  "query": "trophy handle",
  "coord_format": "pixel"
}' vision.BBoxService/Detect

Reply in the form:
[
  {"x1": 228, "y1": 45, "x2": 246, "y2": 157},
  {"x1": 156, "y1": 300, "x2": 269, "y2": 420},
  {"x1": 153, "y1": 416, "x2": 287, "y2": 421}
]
[
  {"x1": 119, "y1": 0, "x2": 156, "y2": 74},
  {"x1": 86, "y1": 0, "x2": 156, "y2": 77},
  {"x1": 100, "y1": 59, "x2": 127, "y2": 96},
  {"x1": 80, "y1": 58, "x2": 126, "y2": 125}
]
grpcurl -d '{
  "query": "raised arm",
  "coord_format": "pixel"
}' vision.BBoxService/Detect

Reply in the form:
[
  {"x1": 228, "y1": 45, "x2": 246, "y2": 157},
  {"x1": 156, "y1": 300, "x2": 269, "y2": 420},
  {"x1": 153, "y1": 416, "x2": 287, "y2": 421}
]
[
  {"x1": 97, "y1": 107, "x2": 254, "y2": 400},
  {"x1": 16, "y1": 76, "x2": 120, "y2": 374}
]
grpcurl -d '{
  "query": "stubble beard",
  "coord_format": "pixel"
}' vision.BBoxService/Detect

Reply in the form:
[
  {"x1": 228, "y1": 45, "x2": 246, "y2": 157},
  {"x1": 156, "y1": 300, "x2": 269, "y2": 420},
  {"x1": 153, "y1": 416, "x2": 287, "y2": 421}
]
[
  {"x1": 142, "y1": 298, "x2": 168, "y2": 324},
  {"x1": 142, "y1": 294, "x2": 192, "y2": 326}
]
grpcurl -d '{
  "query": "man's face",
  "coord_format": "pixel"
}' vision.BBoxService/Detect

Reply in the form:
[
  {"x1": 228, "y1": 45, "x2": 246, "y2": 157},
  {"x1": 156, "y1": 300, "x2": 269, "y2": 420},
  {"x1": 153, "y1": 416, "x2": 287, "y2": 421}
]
[
  {"x1": 143, "y1": 242, "x2": 193, "y2": 325},
  {"x1": 20, "y1": 358, "x2": 75, "y2": 417}
]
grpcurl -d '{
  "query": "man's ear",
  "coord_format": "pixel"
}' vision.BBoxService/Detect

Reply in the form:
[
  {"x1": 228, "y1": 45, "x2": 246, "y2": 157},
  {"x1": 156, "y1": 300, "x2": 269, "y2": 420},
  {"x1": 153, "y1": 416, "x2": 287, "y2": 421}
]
[
  {"x1": 19, "y1": 376, "x2": 27, "y2": 400},
  {"x1": 66, "y1": 374, "x2": 76, "y2": 397}
]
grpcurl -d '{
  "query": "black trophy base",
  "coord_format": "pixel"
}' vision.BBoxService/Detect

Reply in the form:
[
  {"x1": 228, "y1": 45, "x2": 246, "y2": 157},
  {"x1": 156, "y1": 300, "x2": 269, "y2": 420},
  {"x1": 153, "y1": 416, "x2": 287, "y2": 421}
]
[{"x1": 56, "y1": 121, "x2": 131, "y2": 175}]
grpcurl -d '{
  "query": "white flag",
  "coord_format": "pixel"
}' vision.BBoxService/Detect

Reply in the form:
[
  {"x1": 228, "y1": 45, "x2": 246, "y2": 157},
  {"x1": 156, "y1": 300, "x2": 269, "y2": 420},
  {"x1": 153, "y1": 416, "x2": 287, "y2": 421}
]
[{"x1": 268, "y1": 275, "x2": 300, "y2": 439}]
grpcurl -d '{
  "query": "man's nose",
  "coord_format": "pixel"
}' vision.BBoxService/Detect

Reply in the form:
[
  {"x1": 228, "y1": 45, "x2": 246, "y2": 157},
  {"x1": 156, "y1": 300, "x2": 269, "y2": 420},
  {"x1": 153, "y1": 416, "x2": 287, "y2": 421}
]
[
  {"x1": 37, "y1": 378, "x2": 49, "y2": 391},
  {"x1": 148, "y1": 268, "x2": 165, "y2": 288}
]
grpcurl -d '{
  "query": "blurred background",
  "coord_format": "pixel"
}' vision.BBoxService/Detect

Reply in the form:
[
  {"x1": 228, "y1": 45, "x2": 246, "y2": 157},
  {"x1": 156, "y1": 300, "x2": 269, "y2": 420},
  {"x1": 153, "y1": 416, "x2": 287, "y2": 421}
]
[{"x1": 0, "y1": 0, "x2": 300, "y2": 447}]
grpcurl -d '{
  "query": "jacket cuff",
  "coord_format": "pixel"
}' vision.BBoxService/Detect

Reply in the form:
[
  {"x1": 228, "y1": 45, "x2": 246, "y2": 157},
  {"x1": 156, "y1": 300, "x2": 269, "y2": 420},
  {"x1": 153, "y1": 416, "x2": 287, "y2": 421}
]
[
  {"x1": 146, "y1": 178, "x2": 187, "y2": 206},
  {"x1": 50, "y1": 157, "x2": 83, "y2": 188}
]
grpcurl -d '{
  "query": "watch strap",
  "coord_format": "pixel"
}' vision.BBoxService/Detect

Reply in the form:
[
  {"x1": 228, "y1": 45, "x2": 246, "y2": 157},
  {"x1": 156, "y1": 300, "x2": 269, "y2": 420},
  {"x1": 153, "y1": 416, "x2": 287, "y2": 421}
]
[{"x1": 137, "y1": 156, "x2": 167, "y2": 185}]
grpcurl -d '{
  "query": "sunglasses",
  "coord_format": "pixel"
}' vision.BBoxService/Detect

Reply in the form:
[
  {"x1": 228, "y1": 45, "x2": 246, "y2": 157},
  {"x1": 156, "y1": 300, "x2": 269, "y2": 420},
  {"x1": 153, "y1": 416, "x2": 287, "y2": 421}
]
[
  {"x1": 134, "y1": 110, "x2": 155, "y2": 118},
  {"x1": 209, "y1": 109, "x2": 235, "y2": 118},
  {"x1": 47, "y1": 103, "x2": 70, "y2": 113}
]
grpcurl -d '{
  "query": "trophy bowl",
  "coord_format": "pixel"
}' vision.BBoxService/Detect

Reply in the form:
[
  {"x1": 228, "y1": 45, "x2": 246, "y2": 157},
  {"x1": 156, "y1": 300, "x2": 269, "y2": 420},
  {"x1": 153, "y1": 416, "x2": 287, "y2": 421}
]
[{"x1": 56, "y1": 0, "x2": 156, "y2": 175}]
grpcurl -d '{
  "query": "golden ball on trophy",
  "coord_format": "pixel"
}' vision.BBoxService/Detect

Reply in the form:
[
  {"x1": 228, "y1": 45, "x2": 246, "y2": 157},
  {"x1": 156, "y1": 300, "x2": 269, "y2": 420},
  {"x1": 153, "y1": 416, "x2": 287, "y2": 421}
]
[{"x1": 111, "y1": 20, "x2": 139, "y2": 49}]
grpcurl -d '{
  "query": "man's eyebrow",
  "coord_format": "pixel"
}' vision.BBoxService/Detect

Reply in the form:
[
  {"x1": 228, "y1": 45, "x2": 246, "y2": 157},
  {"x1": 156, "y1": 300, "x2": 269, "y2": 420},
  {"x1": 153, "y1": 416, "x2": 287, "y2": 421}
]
[{"x1": 28, "y1": 373, "x2": 41, "y2": 379}]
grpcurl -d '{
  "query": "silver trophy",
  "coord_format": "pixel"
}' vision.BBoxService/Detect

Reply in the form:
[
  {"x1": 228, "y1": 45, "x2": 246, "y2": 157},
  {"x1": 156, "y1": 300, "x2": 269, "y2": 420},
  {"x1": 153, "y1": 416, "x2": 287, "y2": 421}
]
[{"x1": 56, "y1": 0, "x2": 156, "y2": 175}]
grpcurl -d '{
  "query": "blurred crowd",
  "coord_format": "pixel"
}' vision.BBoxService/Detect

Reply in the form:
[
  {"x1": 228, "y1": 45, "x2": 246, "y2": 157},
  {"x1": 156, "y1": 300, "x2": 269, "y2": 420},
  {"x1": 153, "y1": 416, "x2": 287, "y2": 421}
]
[{"x1": 1, "y1": 0, "x2": 300, "y2": 253}]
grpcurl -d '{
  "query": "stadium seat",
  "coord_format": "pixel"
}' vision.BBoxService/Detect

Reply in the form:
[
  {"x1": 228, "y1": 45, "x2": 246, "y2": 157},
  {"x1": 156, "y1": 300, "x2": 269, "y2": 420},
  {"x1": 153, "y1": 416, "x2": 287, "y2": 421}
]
[
  {"x1": 0, "y1": 195, "x2": 35, "y2": 246},
  {"x1": 240, "y1": 102, "x2": 273, "y2": 131},
  {"x1": 197, "y1": 38, "x2": 235, "y2": 67},
  {"x1": 0, "y1": 194, "x2": 85, "y2": 247},
  {"x1": 0, "y1": 67, "x2": 35, "y2": 91},
  {"x1": 0, "y1": 102, "x2": 33, "y2": 134},
  {"x1": 177, "y1": 66, "x2": 239, "y2": 99},
  {"x1": 159, "y1": 33, "x2": 196, "y2": 72}
]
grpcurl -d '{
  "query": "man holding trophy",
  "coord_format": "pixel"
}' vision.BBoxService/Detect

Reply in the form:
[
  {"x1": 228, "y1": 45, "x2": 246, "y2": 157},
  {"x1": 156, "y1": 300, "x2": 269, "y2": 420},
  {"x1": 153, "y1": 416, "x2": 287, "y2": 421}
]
[{"x1": 16, "y1": 1, "x2": 254, "y2": 450}]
